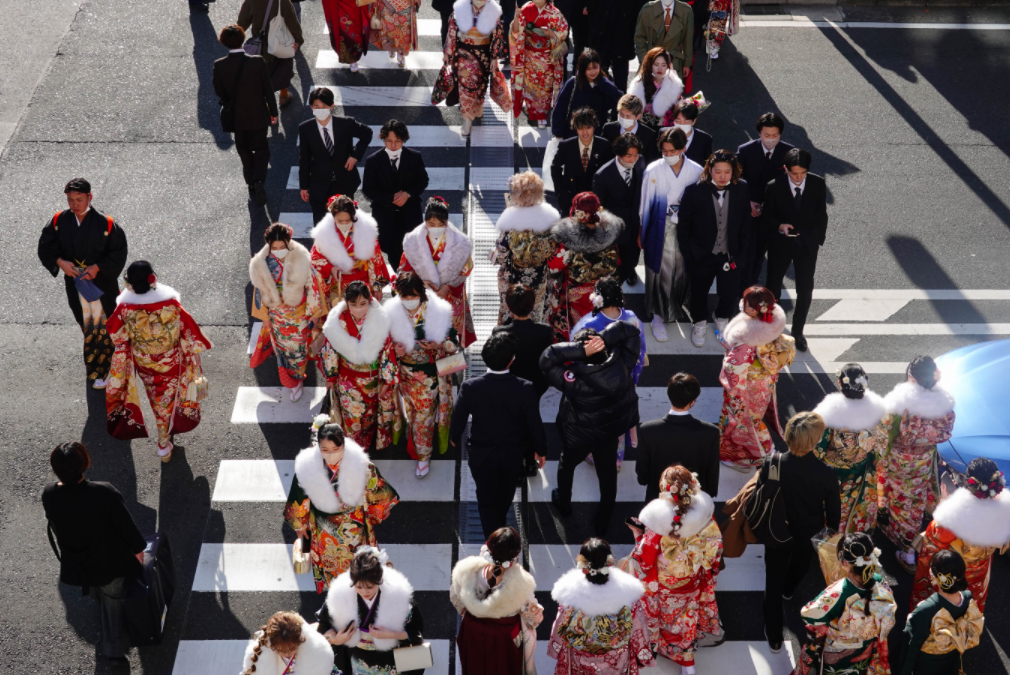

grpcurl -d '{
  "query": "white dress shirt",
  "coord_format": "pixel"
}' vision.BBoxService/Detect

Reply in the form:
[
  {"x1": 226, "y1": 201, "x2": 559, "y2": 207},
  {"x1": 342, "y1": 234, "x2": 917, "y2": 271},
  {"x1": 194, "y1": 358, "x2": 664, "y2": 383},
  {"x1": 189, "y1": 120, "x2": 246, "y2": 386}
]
[
  {"x1": 669, "y1": 408, "x2": 691, "y2": 416},
  {"x1": 788, "y1": 175, "x2": 807, "y2": 197}
]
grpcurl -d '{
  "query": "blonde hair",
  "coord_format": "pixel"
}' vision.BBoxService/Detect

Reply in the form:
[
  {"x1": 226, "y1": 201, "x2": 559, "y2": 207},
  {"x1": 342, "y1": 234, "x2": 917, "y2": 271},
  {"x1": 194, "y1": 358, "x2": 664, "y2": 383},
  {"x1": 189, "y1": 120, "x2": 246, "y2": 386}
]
[
  {"x1": 784, "y1": 412, "x2": 825, "y2": 457},
  {"x1": 244, "y1": 612, "x2": 305, "y2": 674},
  {"x1": 617, "y1": 94, "x2": 644, "y2": 117},
  {"x1": 507, "y1": 171, "x2": 544, "y2": 208}
]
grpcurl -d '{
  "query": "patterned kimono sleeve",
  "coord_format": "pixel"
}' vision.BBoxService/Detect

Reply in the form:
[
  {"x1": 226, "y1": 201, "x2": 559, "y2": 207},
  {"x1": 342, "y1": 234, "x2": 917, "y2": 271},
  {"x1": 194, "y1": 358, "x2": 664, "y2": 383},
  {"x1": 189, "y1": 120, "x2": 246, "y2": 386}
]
[
  {"x1": 308, "y1": 251, "x2": 334, "y2": 321},
  {"x1": 368, "y1": 240, "x2": 392, "y2": 294},
  {"x1": 491, "y1": 19, "x2": 509, "y2": 60},
  {"x1": 379, "y1": 338, "x2": 399, "y2": 386},
  {"x1": 520, "y1": 593, "x2": 544, "y2": 629},
  {"x1": 545, "y1": 605, "x2": 568, "y2": 659},
  {"x1": 443, "y1": 15, "x2": 458, "y2": 58},
  {"x1": 630, "y1": 600, "x2": 657, "y2": 667},
  {"x1": 178, "y1": 306, "x2": 213, "y2": 353},
  {"x1": 284, "y1": 474, "x2": 312, "y2": 533},
  {"x1": 756, "y1": 334, "x2": 796, "y2": 376},
  {"x1": 927, "y1": 411, "x2": 956, "y2": 445},
  {"x1": 631, "y1": 532, "x2": 661, "y2": 590},
  {"x1": 882, "y1": 412, "x2": 902, "y2": 458},
  {"x1": 363, "y1": 462, "x2": 399, "y2": 525},
  {"x1": 795, "y1": 580, "x2": 850, "y2": 675},
  {"x1": 719, "y1": 344, "x2": 755, "y2": 400},
  {"x1": 447, "y1": 256, "x2": 474, "y2": 288}
]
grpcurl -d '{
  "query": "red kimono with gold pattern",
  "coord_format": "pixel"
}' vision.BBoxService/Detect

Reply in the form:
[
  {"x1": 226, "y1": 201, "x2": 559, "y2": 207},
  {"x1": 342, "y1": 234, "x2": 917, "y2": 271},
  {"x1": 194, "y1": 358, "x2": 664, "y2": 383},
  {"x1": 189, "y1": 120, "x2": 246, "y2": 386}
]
[
  {"x1": 509, "y1": 1, "x2": 568, "y2": 121},
  {"x1": 309, "y1": 215, "x2": 391, "y2": 319}
]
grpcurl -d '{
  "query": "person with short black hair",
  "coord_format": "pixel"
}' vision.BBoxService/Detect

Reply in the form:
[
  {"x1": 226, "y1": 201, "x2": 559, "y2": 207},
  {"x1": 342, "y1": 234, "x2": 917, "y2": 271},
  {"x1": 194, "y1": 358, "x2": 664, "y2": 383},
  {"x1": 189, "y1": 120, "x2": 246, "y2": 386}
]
[
  {"x1": 449, "y1": 332, "x2": 547, "y2": 538},
  {"x1": 636, "y1": 372, "x2": 720, "y2": 501},
  {"x1": 593, "y1": 132, "x2": 645, "y2": 284},
  {"x1": 670, "y1": 98, "x2": 712, "y2": 167},
  {"x1": 551, "y1": 49, "x2": 623, "y2": 139},
  {"x1": 492, "y1": 284, "x2": 554, "y2": 397},
  {"x1": 42, "y1": 442, "x2": 147, "y2": 661},
  {"x1": 362, "y1": 120, "x2": 430, "y2": 270},
  {"x1": 38, "y1": 178, "x2": 129, "y2": 389},
  {"x1": 551, "y1": 108, "x2": 614, "y2": 216},
  {"x1": 601, "y1": 94, "x2": 659, "y2": 163},
  {"x1": 212, "y1": 24, "x2": 279, "y2": 206}
]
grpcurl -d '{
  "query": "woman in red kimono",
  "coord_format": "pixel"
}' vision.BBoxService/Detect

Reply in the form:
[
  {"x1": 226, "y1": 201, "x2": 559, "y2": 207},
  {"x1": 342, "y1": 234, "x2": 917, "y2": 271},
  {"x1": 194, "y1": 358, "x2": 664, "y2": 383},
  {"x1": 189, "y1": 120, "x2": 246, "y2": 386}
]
[
  {"x1": 322, "y1": 0, "x2": 373, "y2": 72},
  {"x1": 399, "y1": 197, "x2": 476, "y2": 348},
  {"x1": 106, "y1": 261, "x2": 212, "y2": 463},
  {"x1": 508, "y1": 0, "x2": 568, "y2": 127}
]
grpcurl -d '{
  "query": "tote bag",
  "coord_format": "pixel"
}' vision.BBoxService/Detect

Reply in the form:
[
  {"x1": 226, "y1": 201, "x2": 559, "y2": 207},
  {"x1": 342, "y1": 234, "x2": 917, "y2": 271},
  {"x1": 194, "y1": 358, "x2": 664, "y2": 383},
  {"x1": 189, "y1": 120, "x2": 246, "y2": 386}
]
[{"x1": 267, "y1": 0, "x2": 298, "y2": 59}]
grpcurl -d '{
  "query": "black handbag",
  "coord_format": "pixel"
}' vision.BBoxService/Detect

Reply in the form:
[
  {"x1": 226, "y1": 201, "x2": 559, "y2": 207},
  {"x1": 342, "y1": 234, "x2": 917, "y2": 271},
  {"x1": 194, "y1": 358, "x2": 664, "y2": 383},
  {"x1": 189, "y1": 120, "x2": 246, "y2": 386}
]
[
  {"x1": 122, "y1": 532, "x2": 176, "y2": 646},
  {"x1": 219, "y1": 56, "x2": 248, "y2": 134}
]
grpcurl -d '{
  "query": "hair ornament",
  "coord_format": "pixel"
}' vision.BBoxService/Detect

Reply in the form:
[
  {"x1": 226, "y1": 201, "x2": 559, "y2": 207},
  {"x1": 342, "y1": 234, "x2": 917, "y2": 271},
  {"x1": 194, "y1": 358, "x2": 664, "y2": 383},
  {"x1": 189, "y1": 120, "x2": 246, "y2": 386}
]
[
  {"x1": 312, "y1": 414, "x2": 331, "y2": 430},
  {"x1": 481, "y1": 544, "x2": 518, "y2": 569},
  {"x1": 854, "y1": 547, "x2": 882, "y2": 569},
  {"x1": 934, "y1": 571, "x2": 958, "y2": 591},
  {"x1": 147, "y1": 274, "x2": 157, "y2": 284},
  {"x1": 327, "y1": 195, "x2": 339, "y2": 208},
  {"x1": 590, "y1": 292, "x2": 604, "y2": 308},
  {"x1": 432, "y1": 195, "x2": 449, "y2": 206},
  {"x1": 354, "y1": 545, "x2": 389, "y2": 566},
  {"x1": 965, "y1": 470, "x2": 1006, "y2": 499},
  {"x1": 576, "y1": 554, "x2": 615, "y2": 576}
]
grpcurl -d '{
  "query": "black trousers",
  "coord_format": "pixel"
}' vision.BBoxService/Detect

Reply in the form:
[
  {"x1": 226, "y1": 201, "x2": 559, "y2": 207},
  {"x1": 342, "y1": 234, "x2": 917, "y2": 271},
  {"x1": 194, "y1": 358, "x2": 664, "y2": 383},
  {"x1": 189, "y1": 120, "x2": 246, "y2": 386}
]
[
  {"x1": 556, "y1": 436, "x2": 618, "y2": 536},
  {"x1": 439, "y1": 10, "x2": 452, "y2": 46},
  {"x1": 686, "y1": 252, "x2": 742, "y2": 323},
  {"x1": 309, "y1": 180, "x2": 345, "y2": 225},
  {"x1": 376, "y1": 210, "x2": 415, "y2": 271},
  {"x1": 765, "y1": 236, "x2": 819, "y2": 337},
  {"x1": 763, "y1": 539, "x2": 815, "y2": 644},
  {"x1": 234, "y1": 127, "x2": 270, "y2": 185},
  {"x1": 603, "y1": 56, "x2": 630, "y2": 91},
  {"x1": 745, "y1": 213, "x2": 770, "y2": 287},
  {"x1": 91, "y1": 576, "x2": 130, "y2": 657},
  {"x1": 471, "y1": 461, "x2": 523, "y2": 540},
  {"x1": 616, "y1": 239, "x2": 640, "y2": 282}
]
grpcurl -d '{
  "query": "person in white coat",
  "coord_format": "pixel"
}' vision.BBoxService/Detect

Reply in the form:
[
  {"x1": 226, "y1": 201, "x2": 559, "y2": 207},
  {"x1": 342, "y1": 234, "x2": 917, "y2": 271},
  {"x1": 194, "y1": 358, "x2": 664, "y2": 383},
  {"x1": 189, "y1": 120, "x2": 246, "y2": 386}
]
[
  {"x1": 241, "y1": 611, "x2": 334, "y2": 675},
  {"x1": 628, "y1": 47, "x2": 684, "y2": 129}
]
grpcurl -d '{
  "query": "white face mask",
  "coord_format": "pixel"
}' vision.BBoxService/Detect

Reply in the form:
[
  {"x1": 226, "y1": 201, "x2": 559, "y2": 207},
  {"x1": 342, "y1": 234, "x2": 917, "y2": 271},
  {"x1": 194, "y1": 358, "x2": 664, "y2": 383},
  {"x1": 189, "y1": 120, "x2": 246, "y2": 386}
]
[
  {"x1": 272, "y1": 247, "x2": 289, "y2": 259},
  {"x1": 675, "y1": 123, "x2": 693, "y2": 136},
  {"x1": 312, "y1": 107, "x2": 332, "y2": 121},
  {"x1": 664, "y1": 154, "x2": 682, "y2": 166},
  {"x1": 402, "y1": 298, "x2": 421, "y2": 311},
  {"x1": 472, "y1": 0, "x2": 487, "y2": 6},
  {"x1": 618, "y1": 116, "x2": 636, "y2": 129},
  {"x1": 335, "y1": 218, "x2": 352, "y2": 234},
  {"x1": 619, "y1": 158, "x2": 637, "y2": 170},
  {"x1": 761, "y1": 138, "x2": 779, "y2": 151},
  {"x1": 427, "y1": 226, "x2": 446, "y2": 238},
  {"x1": 385, "y1": 148, "x2": 402, "y2": 160}
]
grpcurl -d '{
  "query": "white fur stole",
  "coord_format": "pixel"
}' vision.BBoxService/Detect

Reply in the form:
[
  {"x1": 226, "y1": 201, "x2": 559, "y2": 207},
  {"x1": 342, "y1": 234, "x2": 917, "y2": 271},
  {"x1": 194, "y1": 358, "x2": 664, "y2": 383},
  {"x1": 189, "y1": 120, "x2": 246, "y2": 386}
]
[
  {"x1": 241, "y1": 618, "x2": 334, "y2": 675},
  {"x1": 551, "y1": 567, "x2": 643, "y2": 617},
  {"x1": 116, "y1": 283, "x2": 181, "y2": 306},
  {"x1": 884, "y1": 381, "x2": 955, "y2": 419},
  {"x1": 325, "y1": 565, "x2": 414, "y2": 651},
  {"x1": 628, "y1": 69, "x2": 684, "y2": 120},
  {"x1": 933, "y1": 487, "x2": 1010, "y2": 548},
  {"x1": 322, "y1": 300, "x2": 391, "y2": 365},
  {"x1": 722, "y1": 305, "x2": 787, "y2": 348},
  {"x1": 454, "y1": 0, "x2": 502, "y2": 35},
  {"x1": 451, "y1": 555, "x2": 537, "y2": 619},
  {"x1": 495, "y1": 202, "x2": 560, "y2": 234},
  {"x1": 293, "y1": 438, "x2": 370, "y2": 514},
  {"x1": 311, "y1": 211, "x2": 379, "y2": 273},
  {"x1": 401, "y1": 222, "x2": 473, "y2": 286},
  {"x1": 813, "y1": 391, "x2": 887, "y2": 432},
  {"x1": 638, "y1": 490, "x2": 715, "y2": 539},
  {"x1": 384, "y1": 294, "x2": 453, "y2": 353}
]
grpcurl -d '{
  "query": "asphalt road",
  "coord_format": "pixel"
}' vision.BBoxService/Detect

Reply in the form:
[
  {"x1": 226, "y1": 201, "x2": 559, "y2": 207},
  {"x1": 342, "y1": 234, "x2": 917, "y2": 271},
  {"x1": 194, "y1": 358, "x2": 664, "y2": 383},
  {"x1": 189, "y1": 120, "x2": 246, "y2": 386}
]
[{"x1": 1, "y1": 1, "x2": 1009, "y2": 674}]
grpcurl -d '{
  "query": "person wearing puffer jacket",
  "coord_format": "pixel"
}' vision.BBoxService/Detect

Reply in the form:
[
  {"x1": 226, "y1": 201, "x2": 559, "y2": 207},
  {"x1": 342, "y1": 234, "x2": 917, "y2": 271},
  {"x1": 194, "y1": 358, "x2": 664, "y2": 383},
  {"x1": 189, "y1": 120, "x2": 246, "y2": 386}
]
[
  {"x1": 541, "y1": 319, "x2": 642, "y2": 536},
  {"x1": 241, "y1": 611, "x2": 334, "y2": 675}
]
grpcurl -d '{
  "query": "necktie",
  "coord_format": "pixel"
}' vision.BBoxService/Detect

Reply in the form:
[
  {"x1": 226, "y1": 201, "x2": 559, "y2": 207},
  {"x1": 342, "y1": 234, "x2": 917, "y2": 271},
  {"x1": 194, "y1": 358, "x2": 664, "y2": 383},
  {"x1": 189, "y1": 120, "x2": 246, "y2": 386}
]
[
  {"x1": 582, "y1": 147, "x2": 590, "y2": 172},
  {"x1": 323, "y1": 127, "x2": 333, "y2": 155},
  {"x1": 765, "y1": 150, "x2": 771, "y2": 161},
  {"x1": 717, "y1": 188, "x2": 726, "y2": 206},
  {"x1": 624, "y1": 169, "x2": 631, "y2": 186},
  {"x1": 390, "y1": 156, "x2": 398, "y2": 171},
  {"x1": 793, "y1": 186, "x2": 802, "y2": 211},
  {"x1": 664, "y1": 6, "x2": 671, "y2": 29}
]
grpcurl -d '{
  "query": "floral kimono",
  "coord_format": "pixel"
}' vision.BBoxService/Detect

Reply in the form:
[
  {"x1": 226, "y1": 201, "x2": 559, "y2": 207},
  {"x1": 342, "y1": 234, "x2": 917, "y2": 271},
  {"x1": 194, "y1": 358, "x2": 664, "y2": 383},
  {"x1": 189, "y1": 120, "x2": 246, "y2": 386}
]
[
  {"x1": 435, "y1": 0, "x2": 511, "y2": 120},
  {"x1": 249, "y1": 241, "x2": 316, "y2": 388},
  {"x1": 451, "y1": 551, "x2": 543, "y2": 675},
  {"x1": 284, "y1": 440, "x2": 399, "y2": 593},
  {"x1": 896, "y1": 590, "x2": 983, "y2": 675},
  {"x1": 718, "y1": 306, "x2": 796, "y2": 468},
  {"x1": 320, "y1": 300, "x2": 399, "y2": 451},
  {"x1": 309, "y1": 211, "x2": 390, "y2": 318},
  {"x1": 370, "y1": 0, "x2": 419, "y2": 55},
  {"x1": 909, "y1": 487, "x2": 1010, "y2": 614},
  {"x1": 793, "y1": 576, "x2": 897, "y2": 675},
  {"x1": 492, "y1": 201, "x2": 559, "y2": 324},
  {"x1": 106, "y1": 285, "x2": 212, "y2": 448},
  {"x1": 547, "y1": 567, "x2": 654, "y2": 675},
  {"x1": 509, "y1": 0, "x2": 568, "y2": 121},
  {"x1": 546, "y1": 212, "x2": 623, "y2": 343},
  {"x1": 385, "y1": 295, "x2": 460, "y2": 461},
  {"x1": 705, "y1": 0, "x2": 740, "y2": 59},
  {"x1": 400, "y1": 222, "x2": 476, "y2": 348},
  {"x1": 879, "y1": 382, "x2": 955, "y2": 548},
  {"x1": 812, "y1": 391, "x2": 889, "y2": 534},
  {"x1": 322, "y1": 0, "x2": 373, "y2": 64},
  {"x1": 629, "y1": 491, "x2": 723, "y2": 668}
]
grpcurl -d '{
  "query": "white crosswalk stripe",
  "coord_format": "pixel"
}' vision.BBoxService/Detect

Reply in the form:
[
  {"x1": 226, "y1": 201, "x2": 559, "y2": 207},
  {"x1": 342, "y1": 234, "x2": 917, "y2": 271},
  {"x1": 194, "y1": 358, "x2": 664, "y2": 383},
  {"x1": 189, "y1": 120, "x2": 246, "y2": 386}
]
[
  {"x1": 286, "y1": 166, "x2": 464, "y2": 191},
  {"x1": 323, "y1": 18, "x2": 444, "y2": 36},
  {"x1": 310, "y1": 85, "x2": 435, "y2": 107},
  {"x1": 316, "y1": 49, "x2": 446, "y2": 70}
]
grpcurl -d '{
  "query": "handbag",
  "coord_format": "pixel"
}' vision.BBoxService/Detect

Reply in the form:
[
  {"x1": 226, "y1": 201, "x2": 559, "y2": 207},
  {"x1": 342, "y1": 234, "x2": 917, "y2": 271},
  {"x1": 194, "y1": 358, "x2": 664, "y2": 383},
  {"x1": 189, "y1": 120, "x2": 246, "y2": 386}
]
[
  {"x1": 811, "y1": 528, "x2": 844, "y2": 585},
  {"x1": 267, "y1": 0, "x2": 298, "y2": 59},
  {"x1": 370, "y1": 11, "x2": 383, "y2": 30},
  {"x1": 244, "y1": 0, "x2": 275, "y2": 56},
  {"x1": 219, "y1": 55, "x2": 248, "y2": 133},
  {"x1": 393, "y1": 643, "x2": 434, "y2": 670},
  {"x1": 435, "y1": 351, "x2": 467, "y2": 377},
  {"x1": 292, "y1": 537, "x2": 312, "y2": 575}
]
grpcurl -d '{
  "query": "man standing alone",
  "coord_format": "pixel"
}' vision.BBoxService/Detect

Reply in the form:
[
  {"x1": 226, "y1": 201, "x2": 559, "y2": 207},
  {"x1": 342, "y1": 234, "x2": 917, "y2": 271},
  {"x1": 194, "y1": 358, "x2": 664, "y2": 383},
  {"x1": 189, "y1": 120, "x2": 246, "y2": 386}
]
[{"x1": 38, "y1": 178, "x2": 128, "y2": 389}]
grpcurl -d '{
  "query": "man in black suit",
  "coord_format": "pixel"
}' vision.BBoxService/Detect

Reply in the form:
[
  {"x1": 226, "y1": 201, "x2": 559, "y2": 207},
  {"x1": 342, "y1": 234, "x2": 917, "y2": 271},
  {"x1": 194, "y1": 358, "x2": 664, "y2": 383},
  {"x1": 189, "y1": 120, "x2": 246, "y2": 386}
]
[
  {"x1": 677, "y1": 150, "x2": 752, "y2": 347},
  {"x1": 601, "y1": 94, "x2": 659, "y2": 163},
  {"x1": 299, "y1": 87, "x2": 373, "y2": 224},
  {"x1": 637, "y1": 373, "x2": 720, "y2": 502},
  {"x1": 450, "y1": 333, "x2": 547, "y2": 539},
  {"x1": 491, "y1": 284, "x2": 554, "y2": 399},
  {"x1": 736, "y1": 112, "x2": 794, "y2": 286},
  {"x1": 670, "y1": 99, "x2": 713, "y2": 167},
  {"x1": 593, "y1": 133, "x2": 645, "y2": 284},
  {"x1": 212, "y1": 24, "x2": 278, "y2": 206},
  {"x1": 361, "y1": 119, "x2": 430, "y2": 269},
  {"x1": 762, "y1": 149, "x2": 828, "y2": 353},
  {"x1": 551, "y1": 107, "x2": 614, "y2": 217}
]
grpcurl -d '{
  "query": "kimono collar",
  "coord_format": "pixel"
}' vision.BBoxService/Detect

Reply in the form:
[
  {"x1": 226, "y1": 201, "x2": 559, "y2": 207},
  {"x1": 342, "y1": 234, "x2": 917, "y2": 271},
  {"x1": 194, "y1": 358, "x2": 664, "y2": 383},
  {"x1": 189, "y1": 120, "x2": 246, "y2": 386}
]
[
  {"x1": 116, "y1": 284, "x2": 181, "y2": 306},
  {"x1": 454, "y1": 0, "x2": 502, "y2": 35},
  {"x1": 322, "y1": 300, "x2": 392, "y2": 365},
  {"x1": 324, "y1": 566, "x2": 415, "y2": 652},
  {"x1": 292, "y1": 439, "x2": 370, "y2": 513}
]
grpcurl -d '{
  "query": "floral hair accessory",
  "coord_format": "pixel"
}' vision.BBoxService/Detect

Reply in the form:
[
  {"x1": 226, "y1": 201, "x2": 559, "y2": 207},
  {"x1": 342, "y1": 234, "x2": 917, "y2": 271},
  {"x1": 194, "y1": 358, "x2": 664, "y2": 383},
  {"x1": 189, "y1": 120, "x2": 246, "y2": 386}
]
[
  {"x1": 590, "y1": 292, "x2": 604, "y2": 308},
  {"x1": 576, "y1": 554, "x2": 615, "y2": 575},
  {"x1": 854, "y1": 547, "x2": 882, "y2": 568},
  {"x1": 570, "y1": 192, "x2": 602, "y2": 224},
  {"x1": 147, "y1": 274, "x2": 156, "y2": 284},
  {"x1": 354, "y1": 545, "x2": 389, "y2": 566},
  {"x1": 965, "y1": 470, "x2": 1006, "y2": 499},
  {"x1": 934, "y1": 571, "x2": 959, "y2": 591},
  {"x1": 481, "y1": 544, "x2": 518, "y2": 569},
  {"x1": 432, "y1": 195, "x2": 449, "y2": 206},
  {"x1": 312, "y1": 414, "x2": 331, "y2": 429}
]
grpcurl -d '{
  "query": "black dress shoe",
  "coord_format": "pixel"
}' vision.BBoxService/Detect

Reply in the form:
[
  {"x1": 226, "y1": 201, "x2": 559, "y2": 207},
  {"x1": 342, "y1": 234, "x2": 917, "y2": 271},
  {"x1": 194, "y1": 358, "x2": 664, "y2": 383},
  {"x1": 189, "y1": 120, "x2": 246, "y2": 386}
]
[
  {"x1": 764, "y1": 628, "x2": 782, "y2": 654},
  {"x1": 626, "y1": 270, "x2": 640, "y2": 286},
  {"x1": 794, "y1": 334, "x2": 807, "y2": 352},
  {"x1": 550, "y1": 489, "x2": 572, "y2": 517},
  {"x1": 252, "y1": 181, "x2": 268, "y2": 206}
]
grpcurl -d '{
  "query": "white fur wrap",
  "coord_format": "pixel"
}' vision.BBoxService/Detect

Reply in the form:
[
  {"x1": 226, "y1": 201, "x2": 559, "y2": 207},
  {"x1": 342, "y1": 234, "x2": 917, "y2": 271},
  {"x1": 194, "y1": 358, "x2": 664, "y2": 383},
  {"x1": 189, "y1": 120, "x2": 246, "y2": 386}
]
[
  {"x1": 932, "y1": 487, "x2": 1010, "y2": 548},
  {"x1": 453, "y1": 0, "x2": 502, "y2": 35},
  {"x1": 883, "y1": 381, "x2": 955, "y2": 419},
  {"x1": 116, "y1": 283, "x2": 181, "y2": 306},
  {"x1": 628, "y1": 69, "x2": 684, "y2": 120},
  {"x1": 241, "y1": 619, "x2": 334, "y2": 675},
  {"x1": 322, "y1": 300, "x2": 391, "y2": 365},
  {"x1": 813, "y1": 391, "x2": 887, "y2": 432},
  {"x1": 384, "y1": 294, "x2": 453, "y2": 353},
  {"x1": 638, "y1": 490, "x2": 715, "y2": 539},
  {"x1": 551, "y1": 567, "x2": 643, "y2": 617},
  {"x1": 292, "y1": 438, "x2": 370, "y2": 514},
  {"x1": 311, "y1": 210, "x2": 380, "y2": 273},
  {"x1": 324, "y1": 565, "x2": 414, "y2": 651},
  {"x1": 495, "y1": 202, "x2": 560, "y2": 234},
  {"x1": 401, "y1": 222, "x2": 473, "y2": 286},
  {"x1": 722, "y1": 305, "x2": 787, "y2": 348},
  {"x1": 450, "y1": 555, "x2": 537, "y2": 619}
]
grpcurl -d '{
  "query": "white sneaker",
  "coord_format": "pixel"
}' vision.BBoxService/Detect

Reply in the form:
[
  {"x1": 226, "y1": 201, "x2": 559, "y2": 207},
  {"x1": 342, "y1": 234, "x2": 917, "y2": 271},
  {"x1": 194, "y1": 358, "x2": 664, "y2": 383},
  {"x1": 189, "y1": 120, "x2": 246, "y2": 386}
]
[
  {"x1": 350, "y1": 62, "x2": 359, "y2": 72},
  {"x1": 715, "y1": 317, "x2": 729, "y2": 335},
  {"x1": 461, "y1": 118, "x2": 473, "y2": 137},
  {"x1": 92, "y1": 377, "x2": 108, "y2": 389},
  {"x1": 651, "y1": 317, "x2": 669, "y2": 342},
  {"x1": 691, "y1": 321, "x2": 706, "y2": 347}
]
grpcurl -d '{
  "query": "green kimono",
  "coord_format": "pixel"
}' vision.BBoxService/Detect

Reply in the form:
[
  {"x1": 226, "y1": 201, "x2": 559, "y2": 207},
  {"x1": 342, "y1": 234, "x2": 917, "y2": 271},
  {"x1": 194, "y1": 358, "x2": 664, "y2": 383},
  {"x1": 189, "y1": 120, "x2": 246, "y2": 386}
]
[{"x1": 896, "y1": 591, "x2": 983, "y2": 675}]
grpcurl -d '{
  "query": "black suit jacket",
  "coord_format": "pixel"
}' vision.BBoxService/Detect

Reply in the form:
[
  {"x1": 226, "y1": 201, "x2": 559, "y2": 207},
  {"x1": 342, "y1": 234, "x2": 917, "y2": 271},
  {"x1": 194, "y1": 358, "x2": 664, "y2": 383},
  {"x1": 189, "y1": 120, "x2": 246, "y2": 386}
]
[
  {"x1": 492, "y1": 319, "x2": 554, "y2": 396},
  {"x1": 449, "y1": 372, "x2": 547, "y2": 473},
  {"x1": 601, "y1": 121, "x2": 660, "y2": 163},
  {"x1": 42, "y1": 480, "x2": 147, "y2": 588},
  {"x1": 592, "y1": 156, "x2": 645, "y2": 246},
  {"x1": 683, "y1": 128, "x2": 713, "y2": 167},
  {"x1": 778, "y1": 451, "x2": 841, "y2": 540},
  {"x1": 636, "y1": 413, "x2": 720, "y2": 502},
  {"x1": 761, "y1": 173, "x2": 828, "y2": 250},
  {"x1": 298, "y1": 117, "x2": 373, "y2": 200},
  {"x1": 677, "y1": 180, "x2": 752, "y2": 262},
  {"x1": 211, "y1": 52, "x2": 277, "y2": 131},
  {"x1": 551, "y1": 136, "x2": 614, "y2": 217},
  {"x1": 736, "y1": 138, "x2": 795, "y2": 205},
  {"x1": 361, "y1": 147, "x2": 430, "y2": 225}
]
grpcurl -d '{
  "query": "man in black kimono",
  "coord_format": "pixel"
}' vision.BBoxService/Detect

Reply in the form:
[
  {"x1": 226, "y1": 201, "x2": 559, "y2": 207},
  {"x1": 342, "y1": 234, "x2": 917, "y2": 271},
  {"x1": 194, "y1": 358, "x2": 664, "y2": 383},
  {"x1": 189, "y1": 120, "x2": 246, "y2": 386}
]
[{"x1": 38, "y1": 178, "x2": 128, "y2": 388}]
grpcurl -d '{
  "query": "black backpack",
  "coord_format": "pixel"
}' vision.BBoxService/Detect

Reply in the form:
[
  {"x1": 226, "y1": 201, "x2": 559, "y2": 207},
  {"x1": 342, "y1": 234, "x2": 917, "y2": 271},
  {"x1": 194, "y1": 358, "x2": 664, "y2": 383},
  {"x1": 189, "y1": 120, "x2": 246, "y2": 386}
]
[{"x1": 744, "y1": 452, "x2": 793, "y2": 548}]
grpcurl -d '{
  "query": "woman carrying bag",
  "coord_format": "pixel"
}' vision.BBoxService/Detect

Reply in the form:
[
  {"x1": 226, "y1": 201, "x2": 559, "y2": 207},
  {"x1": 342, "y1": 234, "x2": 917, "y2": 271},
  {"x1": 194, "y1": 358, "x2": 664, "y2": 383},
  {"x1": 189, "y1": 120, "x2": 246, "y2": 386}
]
[{"x1": 238, "y1": 0, "x2": 304, "y2": 105}]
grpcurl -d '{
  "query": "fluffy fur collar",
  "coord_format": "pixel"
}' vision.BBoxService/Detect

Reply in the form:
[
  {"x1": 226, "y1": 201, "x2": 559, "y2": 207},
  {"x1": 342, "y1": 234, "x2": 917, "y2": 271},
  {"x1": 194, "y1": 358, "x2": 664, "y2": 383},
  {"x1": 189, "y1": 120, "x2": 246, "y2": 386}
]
[
  {"x1": 322, "y1": 300, "x2": 391, "y2": 365},
  {"x1": 551, "y1": 567, "x2": 643, "y2": 617},
  {"x1": 550, "y1": 211, "x2": 624, "y2": 253},
  {"x1": 325, "y1": 566, "x2": 414, "y2": 651},
  {"x1": 311, "y1": 211, "x2": 379, "y2": 273},
  {"x1": 249, "y1": 240, "x2": 312, "y2": 308},
  {"x1": 932, "y1": 487, "x2": 1010, "y2": 548},
  {"x1": 723, "y1": 305, "x2": 787, "y2": 348},
  {"x1": 628, "y1": 69, "x2": 683, "y2": 119},
  {"x1": 451, "y1": 555, "x2": 537, "y2": 619},
  {"x1": 384, "y1": 294, "x2": 453, "y2": 352},
  {"x1": 495, "y1": 202, "x2": 560, "y2": 234},
  {"x1": 884, "y1": 381, "x2": 955, "y2": 419},
  {"x1": 241, "y1": 619, "x2": 334, "y2": 675},
  {"x1": 401, "y1": 223, "x2": 473, "y2": 285},
  {"x1": 293, "y1": 439, "x2": 370, "y2": 514},
  {"x1": 454, "y1": 0, "x2": 502, "y2": 35},
  {"x1": 638, "y1": 490, "x2": 715, "y2": 539},
  {"x1": 116, "y1": 283, "x2": 181, "y2": 306},
  {"x1": 814, "y1": 391, "x2": 887, "y2": 432}
]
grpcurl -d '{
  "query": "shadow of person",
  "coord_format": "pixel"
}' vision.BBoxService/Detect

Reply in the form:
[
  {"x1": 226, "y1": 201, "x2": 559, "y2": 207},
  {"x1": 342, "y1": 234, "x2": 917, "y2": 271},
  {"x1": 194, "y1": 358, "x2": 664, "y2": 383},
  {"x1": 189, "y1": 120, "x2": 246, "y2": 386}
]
[
  {"x1": 190, "y1": 8, "x2": 234, "y2": 150},
  {"x1": 886, "y1": 235, "x2": 987, "y2": 324}
]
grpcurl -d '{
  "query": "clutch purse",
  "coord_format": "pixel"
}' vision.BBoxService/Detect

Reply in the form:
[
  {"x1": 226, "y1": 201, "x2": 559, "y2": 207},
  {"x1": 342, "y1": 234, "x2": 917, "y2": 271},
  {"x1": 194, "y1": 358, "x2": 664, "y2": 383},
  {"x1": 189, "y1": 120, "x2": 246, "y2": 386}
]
[
  {"x1": 292, "y1": 538, "x2": 311, "y2": 575},
  {"x1": 393, "y1": 643, "x2": 434, "y2": 670},
  {"x1": 74, "y1": 276, "x2": 105, "y2": 303},
  {"x1": 435, "y1": 352, "x2": 467, "y2": 377}
]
